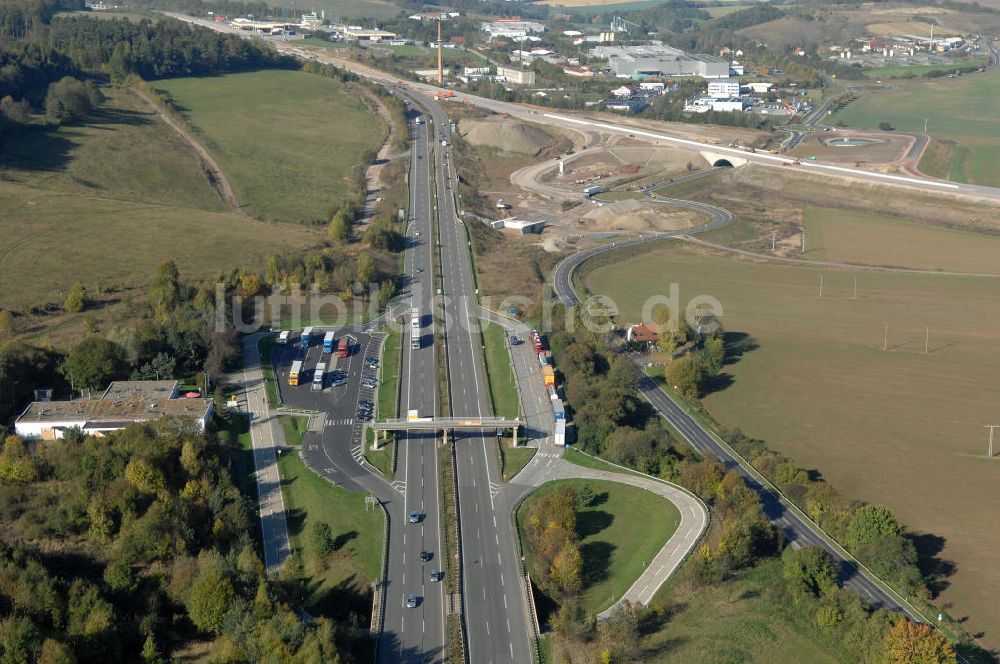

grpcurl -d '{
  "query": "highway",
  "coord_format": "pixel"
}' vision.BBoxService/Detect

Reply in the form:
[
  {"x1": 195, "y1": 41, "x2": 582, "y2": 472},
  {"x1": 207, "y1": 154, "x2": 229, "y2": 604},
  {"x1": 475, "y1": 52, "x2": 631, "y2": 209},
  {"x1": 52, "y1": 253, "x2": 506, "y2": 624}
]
[
  {"x1": 421, "y1": 98, "x2": 536, "y2": 663},
  {"x1": 385, "y1": 105, "x2": 447, "y2": 663},
  {"x1": 551, "y1": 230, "x2": 924, "y2": 622}
]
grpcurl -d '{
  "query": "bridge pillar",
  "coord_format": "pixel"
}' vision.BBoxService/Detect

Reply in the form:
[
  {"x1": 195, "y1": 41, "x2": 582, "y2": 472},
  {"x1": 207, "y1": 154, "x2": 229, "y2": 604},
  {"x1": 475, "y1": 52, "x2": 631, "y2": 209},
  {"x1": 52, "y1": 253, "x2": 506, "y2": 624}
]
[
  {"x1": 513, "y1": 425, "x2": 519, "y2": 447},
  {"x1": 442, "y1": 429, "x2": 449, "y2": 446}
]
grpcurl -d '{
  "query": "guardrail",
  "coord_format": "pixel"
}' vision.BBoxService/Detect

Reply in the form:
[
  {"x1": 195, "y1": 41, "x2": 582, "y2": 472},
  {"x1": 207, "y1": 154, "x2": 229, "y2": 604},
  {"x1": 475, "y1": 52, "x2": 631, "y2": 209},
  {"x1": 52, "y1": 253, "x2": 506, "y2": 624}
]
[
  {"x1": 509, "y1": 495, "x2": 543, "y2": 664},
  {"x1": 370, "y1": 499, "x2": 390, "y2": 647}
]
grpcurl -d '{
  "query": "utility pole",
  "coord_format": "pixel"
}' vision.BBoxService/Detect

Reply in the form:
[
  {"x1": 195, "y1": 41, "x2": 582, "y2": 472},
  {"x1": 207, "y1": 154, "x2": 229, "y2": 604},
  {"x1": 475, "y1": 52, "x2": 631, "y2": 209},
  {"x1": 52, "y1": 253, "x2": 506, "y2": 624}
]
[
  {"x1": 818, "y1": 274, "x2": 824, "y2": 298},
  {"x1": 801, "y1": 228, "x2": 807, "y2": 253},
  {"x1": 925, "y1": 326, "x2": 929, "y2": 354},
  {"x1": 771, "y1": 231, "x2": 776, "y2": 252},
  {"x1": 853, "y1": 276, "x2": 858, "y2": 299},
  {"x1": 883, "y1": 322, "x2": 888, "y2": 351},
  {"x1": 924, "y1": 117, "x2": 929, "y2": 134},
  {"x1": 985, "y1": 425, "x2": 999, "y2": 457}
]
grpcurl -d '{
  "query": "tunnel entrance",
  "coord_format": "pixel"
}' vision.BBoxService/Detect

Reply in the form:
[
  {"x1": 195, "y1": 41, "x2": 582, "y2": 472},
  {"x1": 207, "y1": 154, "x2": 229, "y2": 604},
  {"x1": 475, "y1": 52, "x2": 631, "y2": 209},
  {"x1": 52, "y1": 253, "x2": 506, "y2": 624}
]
[{"x1": 712, "y1": 159, "x2": 734, "y2": 168}]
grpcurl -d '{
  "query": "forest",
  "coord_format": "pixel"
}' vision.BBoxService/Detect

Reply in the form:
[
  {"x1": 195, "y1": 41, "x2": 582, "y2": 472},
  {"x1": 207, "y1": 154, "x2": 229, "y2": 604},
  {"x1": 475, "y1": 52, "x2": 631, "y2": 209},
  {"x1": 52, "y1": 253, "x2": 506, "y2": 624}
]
[{"x1": 0, "y1": 422, "x2": 348, "y2": 661}]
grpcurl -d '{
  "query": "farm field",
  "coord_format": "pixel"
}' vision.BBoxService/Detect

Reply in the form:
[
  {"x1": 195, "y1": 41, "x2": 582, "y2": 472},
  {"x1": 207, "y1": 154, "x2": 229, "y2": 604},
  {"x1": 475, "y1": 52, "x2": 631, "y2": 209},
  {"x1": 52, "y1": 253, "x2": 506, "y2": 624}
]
[
  {"x1": 516, "y1": 478, "x2": 679, "y2": 616},
  {"x1": 833, "y1": 69, "x2": 1000, "y2": 187},
  {"x1": 308, "y1": 0, "x2": 402, "y2": 20},
  {"x1": 582, "y1": 242, "x2": 1000, "y2": 649},
  {"x1": 862, "y1": 59, "x2": 986, "y2": 80},
  {"x1": 0, "y1": 86, "x2": 222, "y2": 211},
  {"x1": 801, "y1": 206, "x2": 1000, "y2": 274},
  {"x1": 0, "y1": 180, "x2": 316, "y2": 311},
  {"x1": 155, "y1": 70, "x2": 386, "y2": 223}
]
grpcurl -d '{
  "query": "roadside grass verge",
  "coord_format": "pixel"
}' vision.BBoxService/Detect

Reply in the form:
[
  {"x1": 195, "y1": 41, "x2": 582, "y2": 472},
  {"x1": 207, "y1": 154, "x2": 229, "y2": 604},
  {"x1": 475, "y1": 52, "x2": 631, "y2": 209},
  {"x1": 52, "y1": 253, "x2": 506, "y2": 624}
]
[
  {"x1": 500, "y1": 445, "x2": 536, "y2": 481},
  {"x1": 258, "y1": 335, "x2": 280, "y2": 408},
  {"x1": 276, "y1": 448, "x2": 384, "y2": 619},
  {"x1": 364, "y1": 428, "x2": 395, "y2": 478},
  {"x1": 516, "y1": 478, "x2": 679, "y2": 616},
  {"x1": 377, "y1": 325, "x2": 401, "y2": 419},
  {"x1": 279, "y1": 415, "x2": 309, "y2": 446},
  {"x1": 480, "y1": 322, "x2": 519, "y2": 418}
]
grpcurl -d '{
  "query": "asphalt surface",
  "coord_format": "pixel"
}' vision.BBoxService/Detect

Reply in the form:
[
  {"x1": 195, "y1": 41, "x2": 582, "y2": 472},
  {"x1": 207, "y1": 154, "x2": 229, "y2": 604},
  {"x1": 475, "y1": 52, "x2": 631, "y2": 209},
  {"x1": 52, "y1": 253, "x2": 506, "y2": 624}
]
[
  {"x1": 421, "y1": 99, "x2": 536, "y2": 664},
  {"x1": 551, "y1": 231, "x2": 922, "y2": 622},
  {"x1": 238, "y1": 333, "x2": 292, "y2": 575}
]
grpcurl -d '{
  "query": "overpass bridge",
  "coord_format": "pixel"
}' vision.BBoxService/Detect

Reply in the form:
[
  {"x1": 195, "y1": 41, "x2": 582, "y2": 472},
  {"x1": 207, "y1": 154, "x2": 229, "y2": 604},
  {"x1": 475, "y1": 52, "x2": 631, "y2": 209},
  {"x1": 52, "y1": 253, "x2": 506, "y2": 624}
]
[{"x1": 371, "y1": 416, "x2": 522, "y2": 444}]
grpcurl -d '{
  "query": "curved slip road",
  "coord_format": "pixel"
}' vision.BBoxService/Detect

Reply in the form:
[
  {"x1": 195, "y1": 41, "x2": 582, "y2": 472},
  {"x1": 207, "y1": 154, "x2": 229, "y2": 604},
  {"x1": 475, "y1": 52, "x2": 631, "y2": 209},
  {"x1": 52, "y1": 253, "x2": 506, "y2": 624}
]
[{"x1": 479, "y1": 308, "x2": 709, "y2": 622}]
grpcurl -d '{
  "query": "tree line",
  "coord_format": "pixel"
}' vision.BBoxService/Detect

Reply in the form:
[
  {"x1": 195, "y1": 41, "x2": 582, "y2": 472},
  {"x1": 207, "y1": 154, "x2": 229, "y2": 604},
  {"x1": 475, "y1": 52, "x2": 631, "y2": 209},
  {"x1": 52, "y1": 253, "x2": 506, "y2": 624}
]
[
  {"x1": 0, "y1": 423, "x2": 347, "y2": 661},
  {"x1": 0, "y1": 11, "x2": 295, "y2": 133}
]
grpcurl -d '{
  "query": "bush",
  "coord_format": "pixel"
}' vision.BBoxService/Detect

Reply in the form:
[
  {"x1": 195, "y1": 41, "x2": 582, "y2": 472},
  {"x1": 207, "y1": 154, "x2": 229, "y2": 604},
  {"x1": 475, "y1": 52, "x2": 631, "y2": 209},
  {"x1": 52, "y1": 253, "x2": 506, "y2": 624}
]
[{"x1": 63, "y1": 282, "x2": 89, "y2": 313}]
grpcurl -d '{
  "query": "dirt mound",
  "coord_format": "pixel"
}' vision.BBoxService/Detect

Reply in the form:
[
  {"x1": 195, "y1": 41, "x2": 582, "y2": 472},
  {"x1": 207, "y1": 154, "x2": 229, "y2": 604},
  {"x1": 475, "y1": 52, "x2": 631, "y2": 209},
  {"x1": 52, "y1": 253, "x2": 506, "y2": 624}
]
[
  {"x1": 577, "y1": 199, "x2": 701, "y2": 232},
  {"x1": 460, "y1": 117, "x2": 558, "y2": 156}
]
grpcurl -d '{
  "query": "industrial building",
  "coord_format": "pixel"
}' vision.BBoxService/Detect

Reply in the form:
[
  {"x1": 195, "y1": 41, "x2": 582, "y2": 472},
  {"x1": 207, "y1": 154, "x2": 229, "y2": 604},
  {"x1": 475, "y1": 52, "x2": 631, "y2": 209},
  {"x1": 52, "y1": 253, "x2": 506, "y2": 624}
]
[
  {"x1": 497, "y1": 66, "x2": 536, "y2": 86},
  {"x1": 684, "y1": 97, "x2": 745, "y2": 113},
  {"x1": 340, "y1": 26, "x2": 397, "y2": 41},
  {"x1": 489, "y1": 217, "x2": 547, "y2": 234},
  {"x1": 481, "y1": 18, "x2": 546, "y2": 39},
  {"x1": 14, "y1": 380, "x2": 214, "y2": 440},
  {"x1": 592, "y1": 44, "x2": 730, "y2": 79}
]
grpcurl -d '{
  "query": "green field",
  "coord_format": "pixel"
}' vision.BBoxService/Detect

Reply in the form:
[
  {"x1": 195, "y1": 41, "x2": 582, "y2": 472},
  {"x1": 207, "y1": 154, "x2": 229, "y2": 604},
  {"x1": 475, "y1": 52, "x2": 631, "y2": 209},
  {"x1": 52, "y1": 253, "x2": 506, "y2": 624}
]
[
  {"x1": 277, "y1": 448, "x2": 384, "y2": 616},
  {"x1": 306, "y1": 0, "x2": 402, "y2": 20},
  {"x1": 582, "y1": 242, "x2": 1000, "y2": 646},
  {"x1": 517, "y1": 479, "x2": 680, "y2": 615},
  {"x1": 802, "y1": 206, "x2": 1000, "y2": 273},
  {"x1": 480, "y1": 322, "x2": 519, "y2": 418},
  {"x1": 0, "y1": 181, "x2": 315, "y2": 311},
  {"x1": 833, "y1": 69, "x2": 1000, "y2": 186},
  {"x1": 640, "y1": 561, "x2": 845, "y2": 663},
  {"x1": 0, "y1": 86, "x2": 222, "y2": 210},
  {"x1": 863, "y1": 59, "x2": 987, "y2": 80},
  {"x1": 364, "y1": 428, "x2": 394, "y2": 477},
  {"x1": 155, "y1": 70, "x2": 387, "y2": 223}
]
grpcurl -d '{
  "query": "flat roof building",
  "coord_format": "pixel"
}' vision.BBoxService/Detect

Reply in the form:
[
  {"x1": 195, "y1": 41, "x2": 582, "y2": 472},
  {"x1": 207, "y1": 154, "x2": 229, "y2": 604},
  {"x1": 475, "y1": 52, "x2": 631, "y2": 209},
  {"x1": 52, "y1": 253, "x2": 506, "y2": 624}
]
[
  {"x1": 102, "y1": 380, "x2": 180, "y2": 402},
  {"x1": 708, "y1": 78, "x2": 741, "y2": 98},
  {"x1": 497, "y1": 66, "x2": 536, "y2": 86},
  {"x1": 15, "y1": 379, "x2": 214, "y2": 440},
  {"x1": 592, "y1": 44, "x2": 730, "y2": 80}
]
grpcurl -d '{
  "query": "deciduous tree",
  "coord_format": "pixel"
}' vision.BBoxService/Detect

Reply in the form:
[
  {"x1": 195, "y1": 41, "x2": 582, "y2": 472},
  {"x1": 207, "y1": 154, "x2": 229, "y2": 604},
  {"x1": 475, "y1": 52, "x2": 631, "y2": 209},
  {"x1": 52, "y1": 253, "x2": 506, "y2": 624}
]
[{"x1": 881, "y1": 620, "x2": 953, "y2": 664}]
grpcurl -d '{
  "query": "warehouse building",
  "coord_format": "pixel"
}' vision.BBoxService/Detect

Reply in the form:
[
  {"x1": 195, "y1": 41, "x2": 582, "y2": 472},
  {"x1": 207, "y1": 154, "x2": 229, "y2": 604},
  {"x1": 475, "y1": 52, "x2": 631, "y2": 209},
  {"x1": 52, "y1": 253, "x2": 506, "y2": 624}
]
[
  {"x1": 592, "y1": 44, "x2": 730, "y2": 79},
  {"x1": 14, "y1": 380, "x2": 214, "y2": 440}
]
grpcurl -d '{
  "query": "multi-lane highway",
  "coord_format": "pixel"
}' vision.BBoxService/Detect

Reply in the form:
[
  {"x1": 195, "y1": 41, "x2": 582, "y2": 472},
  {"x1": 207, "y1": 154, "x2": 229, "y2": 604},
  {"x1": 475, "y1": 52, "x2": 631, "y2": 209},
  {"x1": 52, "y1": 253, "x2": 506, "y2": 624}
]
[
  {"x1": 421, "y1": 98, "x2": 536, "y2": 663},
  {"x1": 386, "y1": 109, "x2": 447, "y2": 663}
]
